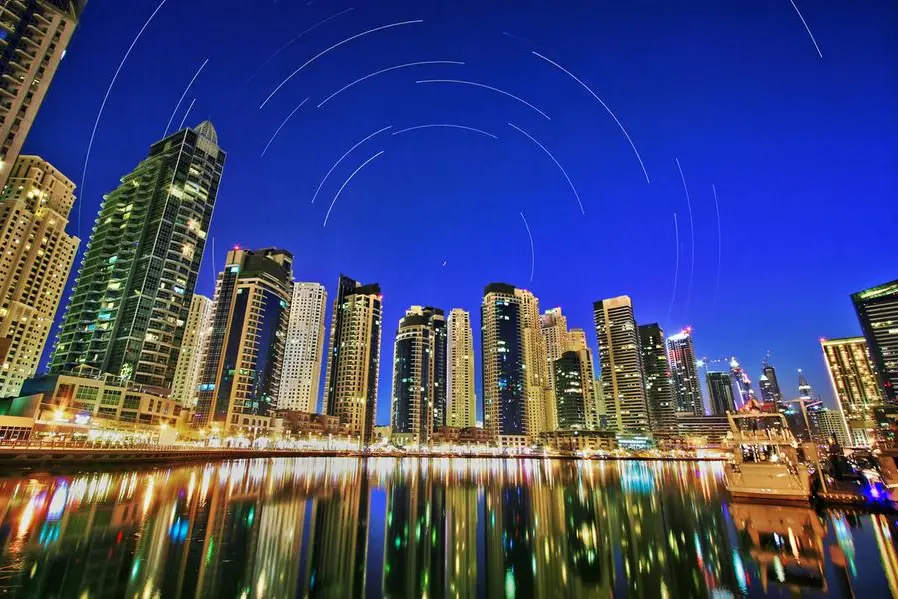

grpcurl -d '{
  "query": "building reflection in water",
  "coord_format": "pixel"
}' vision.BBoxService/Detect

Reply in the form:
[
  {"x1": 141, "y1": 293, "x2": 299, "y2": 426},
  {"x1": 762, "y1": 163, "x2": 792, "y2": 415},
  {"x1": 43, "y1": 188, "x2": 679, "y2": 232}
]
[{"x1": 0, "y1": 458, "x2": 897, "y2": 597}]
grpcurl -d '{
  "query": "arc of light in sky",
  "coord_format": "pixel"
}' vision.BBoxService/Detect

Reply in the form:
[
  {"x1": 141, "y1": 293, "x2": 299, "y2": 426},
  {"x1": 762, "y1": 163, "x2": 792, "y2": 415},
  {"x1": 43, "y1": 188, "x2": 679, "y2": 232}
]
[
  {"x1": 323, "y1": 151, "x2": 385, "y2": 228},
  {"x1": 508, "y1": 122, "x2": 584, "y2": 215},
  {"x1": 78, "y1": 0, "x2": 169, "y2": 236},
  {"x1": 788, "y1": 0, "x2": 823, "y2": 58},
  {"x1": 261, "y1": 97, "x2": 309, "y2": 157},
  {"x1": 318, "y1": 60, "x2": 464, "y2": 108},
  {"x1": 392, "y1": 123, "x2": 498, "y2": 139},
  {"x1": 311, "y1": 125, "x2": 392, "y2": 204},
  {"x1": 415, "y1": 80, "x2": 551, "y2": 121},
  {"x1": 520, "y1": 212, "x2": 535, "y2": 282},
  {"x1": 164, "y1": 58, "x2": 208, "y2": 137},
  {"x1": 666, "y1": 213, "x2": 680, "y2": 327},
  {"x1": 261, "y1": 20, "x2": 424, "y2": 109},
  {"x1": 176, "y1": 98, "x2": 197, "y2": 132},
  {"x1": 711, "y1": 184, "x2": 722, "y2": 302},
  {"x1": 675, "y1": 158, "x2": 696, "y2": 315},
  {"x1": 248, "y1": 7, "x2": 355, "y2": 83},
  {"x1": 531, "y1": 51, "x2": 650, "y2": 184}
]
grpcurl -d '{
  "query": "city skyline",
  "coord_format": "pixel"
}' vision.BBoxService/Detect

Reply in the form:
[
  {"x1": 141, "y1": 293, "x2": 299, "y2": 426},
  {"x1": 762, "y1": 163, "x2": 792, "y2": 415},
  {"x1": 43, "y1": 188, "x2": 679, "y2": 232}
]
[{"x1": 12, "y1": 0, "x2": 897, "y2": 426}]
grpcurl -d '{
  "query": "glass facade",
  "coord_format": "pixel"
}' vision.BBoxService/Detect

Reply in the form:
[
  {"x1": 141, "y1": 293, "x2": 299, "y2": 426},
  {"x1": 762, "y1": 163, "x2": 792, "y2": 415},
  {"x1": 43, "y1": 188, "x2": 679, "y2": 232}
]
[{"x1": 495, "y1": 298, "x2": 525, "y2": 436}]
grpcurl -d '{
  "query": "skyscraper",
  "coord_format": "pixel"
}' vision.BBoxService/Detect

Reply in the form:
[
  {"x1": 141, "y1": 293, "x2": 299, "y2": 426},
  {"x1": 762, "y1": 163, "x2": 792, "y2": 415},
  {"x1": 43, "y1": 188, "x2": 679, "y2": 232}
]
[
  {"x1": 390, "y1": 306, "x2": 446, "y2": 445},
  {"x1": 278, "y1": 282, "x2": 327, "y2": 413},
  {"x1": 758, "y1": 357, "x2": 784, "y2": 410},
  {"x1": 323, "y1": 275, "x2": 382, "y2": 445},
  {"x1": 852, "y1": 280, "x2": 898, "y2": 403},
  {"x1": 567, "y1": 327, "x2": 598, "y2": 427},
  {"x1": 170, "y1": 294, "x2": 211, "y2": 407},
  {"x1": 194, "y1": 248, "x2": 292, "y2": 432},
  {"x1": 481, "y1": 283, "x2": 550, "y2": 445},
  {"x1": 638, "y1": 323, "x2": 677, "y2": 434},
  {"x1": 0, "y1": 156, "x2": 78, "y2": 396},
  {"x1": 0, "y1": 1, "x2": 86, "y2": 189},
  {"x1": 797, "y1": 369, "x2": 813, "y2": 400},
  {"x1": 729, "y1": 358, "x2": 756, "y2": 408},
  {"x1": 553, "y1": 350, "x2": 592, "y2": 430},
  {"x1": 446, "y1": 308, "x2": 475, "y2": 428},
  {"x1": 50, "y1": 122, "x2": 225, "y2": 390},
  {"x1": 821, "y1": 337, "x2": 883, "y2": 430},
  {"x1": 541, "y1": 308, "x2": 596, "y2": 431},
  {"x1": 593, "y1": 296, "x2": 649, "y2": 433},
  {"x1": 706, "y1": 371, "x2": 736, "y2": 416},
  {"x1": 666, "y1": 328, "x2": 704, "y2": 416}
]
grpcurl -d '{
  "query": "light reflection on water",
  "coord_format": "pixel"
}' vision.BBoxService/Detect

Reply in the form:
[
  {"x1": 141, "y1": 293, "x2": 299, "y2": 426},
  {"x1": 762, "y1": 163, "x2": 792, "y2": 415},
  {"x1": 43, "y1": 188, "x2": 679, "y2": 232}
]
[{"x1": 0, "y1": 458, "x2": 894, "y2": 598}]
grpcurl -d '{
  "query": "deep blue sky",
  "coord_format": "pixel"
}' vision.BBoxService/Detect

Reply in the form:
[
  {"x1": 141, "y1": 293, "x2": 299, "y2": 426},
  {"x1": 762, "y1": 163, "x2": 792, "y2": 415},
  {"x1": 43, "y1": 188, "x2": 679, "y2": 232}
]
[{"x1": 29, "y1": 0, "x2": 898, "y2": 423}]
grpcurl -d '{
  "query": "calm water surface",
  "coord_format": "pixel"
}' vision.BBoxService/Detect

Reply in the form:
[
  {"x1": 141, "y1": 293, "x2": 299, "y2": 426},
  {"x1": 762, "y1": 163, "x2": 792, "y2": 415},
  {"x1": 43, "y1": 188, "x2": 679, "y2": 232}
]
[{"x1": 0, "y1": 458, "x2": 894, "y2": 598}]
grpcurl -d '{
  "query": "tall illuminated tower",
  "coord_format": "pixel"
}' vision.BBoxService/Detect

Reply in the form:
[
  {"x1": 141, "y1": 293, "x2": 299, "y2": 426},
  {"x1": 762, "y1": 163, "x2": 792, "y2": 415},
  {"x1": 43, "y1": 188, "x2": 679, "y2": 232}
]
[
  {"x1": 0, "y1": 0, "x2": 86, "y2": 189},
  {"x1": 758, "y1": 357, "x2": 784, "y2": 410},
  {"x1": 821, "y1": 337, "x2": 883, "y2": 420},
  {"x1": 553, "y1": 350, "x2": 592, "y2": 429},
  {"x1": 194, "y1": 248, "x2": 292, "y2": 432},
  {"x1": 729, "y1": 358, "x2": 756, "y2": 408},
  {"x1": 852, "y1": 280, "x2": 898, "y2": 403},
  {"x1": 390, "y1": 306, "x2": 446, "y2": 445},
  {"x1": 170, "y1": 294, "x2": 211, "y2": 406},
  {"x1": 638, "y1": 323, "x2": 677, "y2": 434},
  {"x1": 323, "y1": 274, "x2": 382, "y2": 445},
  {"x1": 666, "y1": 328, "x2": 704, "y2": 416},
  {"x1": 593, "y1": 296, "x2": 649, "y2": 433},
  {"x1": 0, "y1": 157, "x2": 79, "y2": 396},
  {"x1": 50, "y1": 122, "x2": 225, "y2": 390},
  {"x1": 446, "y1": 308, "x2": 475, "y2": 428},
  {"x1": 278, "y1": 282, "x2": 327, "y2": 413},
  {"x1": 706, "y1": 371, "x2": 736, "y2": 415}
]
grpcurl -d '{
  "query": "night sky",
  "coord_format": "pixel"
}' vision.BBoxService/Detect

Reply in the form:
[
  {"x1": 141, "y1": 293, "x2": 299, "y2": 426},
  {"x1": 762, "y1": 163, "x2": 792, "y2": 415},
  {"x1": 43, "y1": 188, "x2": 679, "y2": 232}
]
[{"x1": 28, "y1": 0, "x2": 898, "y2": 423}]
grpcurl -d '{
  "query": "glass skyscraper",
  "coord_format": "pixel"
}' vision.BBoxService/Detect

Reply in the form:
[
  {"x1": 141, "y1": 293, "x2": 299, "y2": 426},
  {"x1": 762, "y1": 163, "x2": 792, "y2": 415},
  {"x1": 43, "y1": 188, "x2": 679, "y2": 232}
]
[
  {"x1": 852, "y1": 279, "x2": 898, "y2": 403},
  {"x1": 50, "y1": 122, "x2": 224, "y2": 391},
  {"x1": 638, "y1": 323, "x2": 677, "y2": 434},
  {"x1": 706, "y1": 371, "x2": 735, "y2": 416},
  {"x1": 666, "y1": 328, "x2": 704, "y2": 416}
]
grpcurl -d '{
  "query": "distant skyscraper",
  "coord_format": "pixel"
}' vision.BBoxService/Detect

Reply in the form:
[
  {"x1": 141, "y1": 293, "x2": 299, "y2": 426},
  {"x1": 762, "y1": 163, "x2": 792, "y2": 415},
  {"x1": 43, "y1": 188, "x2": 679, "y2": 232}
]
[
  {"x1": 816, "y1": 407, "x2": 850, "y2": 446},
  {"x1": 666, "y1": 328, "x2": 704, "y2": 416},
  {"x1": 323, "y1": 275, "x2": 382, "y2": 444},
  {"x1": 729, "y1": 358, "x2": 756, "y2": 408},
  {"x1": 758, "y1": 357, "x2": 784, "y2": 410},
  {"x1": 553, "y1": 350, "x2": 592, "y2": 430},
  {"x1": 706, "y1": 371, "x2": 736, "y2": 416},
  {"x1": 797, "y1": 369, "x2": 813, "y2": 400},
  {"x1": 278, "y1": 282, "x2": 327, "y2": 413},
  {"x1": 593, "y1": 296, "x2": 649, "y2": 433},
  {"x1": 446, "y1": 309, "x2": 475, "y2": 428},
  {"x1": 541, "y1": 307, "x2": 569, "y2": 366},
  {"x1": 170, "y1": 294, "x2": 211, "y2": 407},
  {"x1": 852, "y1": 280, "x2": 898, "y2": 403},
  {"x1": 390, "y1": 306, "x2": 446, "y2": 445},
  {"x1": 194, "y1": 248, "x2": 292, "y2": 432},
  {"x1": 567, "y1": 327, "x2": 598, "y2": 427},
  {"x1": 0, "y1": 1, "x2": 86, "y2": 190},
  {"x1": 638, "y1": 323, "x2": 677, "y2": 434},
  {"x1": 541, "y1": 308, "x2": 595, "y2": 431},
  {"x1": 821, "y1": 337, "x2": 883, "y2": 420},
  {"x1": 50, "y1": 122, "x2": 225, "y2": 390},
  {"x1": 481, "y1": 283, "x2": 550, "y2": 445},
  {"x1": 0, "y1": 157, "x2": 78, "y2": 396}
]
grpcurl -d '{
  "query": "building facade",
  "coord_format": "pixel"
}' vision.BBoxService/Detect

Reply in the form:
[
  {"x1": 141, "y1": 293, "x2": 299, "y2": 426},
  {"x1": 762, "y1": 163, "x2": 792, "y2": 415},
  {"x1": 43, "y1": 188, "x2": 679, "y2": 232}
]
[
  {"x1": 446, "y1": 308, "x2": 475, "y2": 428},
  {"x1": 706, "y1": 371, "x2": 735, "y2": 416},
  {"x1": 758, "y1": 360, "x2": 784, "y2": 411},
  {"x1": 50, "y1": 122, "x2": 225, "y2": 391},
  {"x1": 593, "y1": 296, "x2": 649, "y2": 433},
  {"x1": 638, "y1": 323, "x2": 677, "y2": 434},
  {"x1": 821, "y1": 336, "x2": 883, "y2": 446},
  {"x1": 169, "y1": 294, "x2": 211, "y2": 407},
  {"x1": 194, "y1": 248, "x2": 293, "y2": 433},
  {"x1": 323, "y1": 275, "x2": 382, "y2": 445},
  {"x1": 0, "y1": 0, "x2": 86, "y2": 189},
  {"x1": 553, "y1": 350, "x2": 592, "y2": 430},
  {"x1": 666, "y1": 328, "x2": 704, "y2": 416},
  {"x1": 729, "y1": 358, "x2": 756, "y2": 408},
  {"x1": 277, "y1": 282, "x2": 327, "y2": 413},
  {"x1": 0, "y1": 156, "x2": 78, "y2": 396},
  {"x1": 852, "y1": 280, "x2": 898, "y2": 404},
  {"x1": 390, "y1": 306, "x2": 446, "y2": 445}
]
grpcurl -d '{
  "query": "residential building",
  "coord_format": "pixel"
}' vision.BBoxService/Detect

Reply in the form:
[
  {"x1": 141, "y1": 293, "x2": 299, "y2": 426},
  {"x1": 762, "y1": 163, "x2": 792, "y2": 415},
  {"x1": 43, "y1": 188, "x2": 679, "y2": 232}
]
[
  {"x1": 0, "y1": 156, "x2": 78, "y2": 396},
  {"x1": 852, "y1": 280, "x2": 898, "y2": 403},
  {"x1": 278, "y1": 282, "x2": 327, "y2": 413},
  {"x1": 323, "y1": 274, "x2": 382, "y2": 445},
  {"x1": 169, "y1": 294, "x2": 211, "y2": 407},
  {"x1": 446, "y1": 308, "x2": 475, "y2": 428},
  {"x1": 0, "y1": 0, "x2": 86, "y2": 189},
  {"x1": 821, "y1": 336, "x2": 883, "y2": 447},
  {"x1": 50, "y1": 122, "x2": 225, "y2": 391},
  {"x1": 759, "y1": 358, "x2": 784, "y2": 410},
  {"x1": 593, "y1": 296, "x2": 649, "y2": 433},
  {"x1": 638, "y1": 323, "x2": 677, "y2": 434},
  {"x1": 553, "y1": 350, "x2": 592, "y2": 430},
  {"x1": 666, "y1": 328, "x2": 704, "y2": 415},
  {"x1": 390, "y1": 306, "x2": 446, "y2": 446},
  {"x1": 706, "y1": 371, "x2": 735, "y2": 416},
  {"x1": 816, "y1": 406, "x2": 850, "y2": 447},
  {"x1": 194, "y1": 248, "x2": 293, "y2": 433}
]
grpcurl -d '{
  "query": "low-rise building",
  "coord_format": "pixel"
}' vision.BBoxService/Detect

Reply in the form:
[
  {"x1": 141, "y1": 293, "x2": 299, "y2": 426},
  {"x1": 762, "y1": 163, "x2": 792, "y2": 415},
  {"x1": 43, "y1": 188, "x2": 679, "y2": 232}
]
[
  {"x1": 675, "y1": 414, "x2": 731, "y2": 446},
  {"x1": 430, "y1": 426, "x2": 493, "y2": 447},
  {"x1": 538, "y1": 430, "x2": 618, "y2": 453},
  {"x1": 271, "y1": 410, "x2": 346, "y2": 440}
]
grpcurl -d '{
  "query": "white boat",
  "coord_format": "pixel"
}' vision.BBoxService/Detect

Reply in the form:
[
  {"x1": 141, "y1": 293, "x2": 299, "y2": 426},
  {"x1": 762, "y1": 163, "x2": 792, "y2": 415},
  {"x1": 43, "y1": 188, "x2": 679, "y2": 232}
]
[{"x1": 724, "y1": 412, "x2": 813, "y2": 503}]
